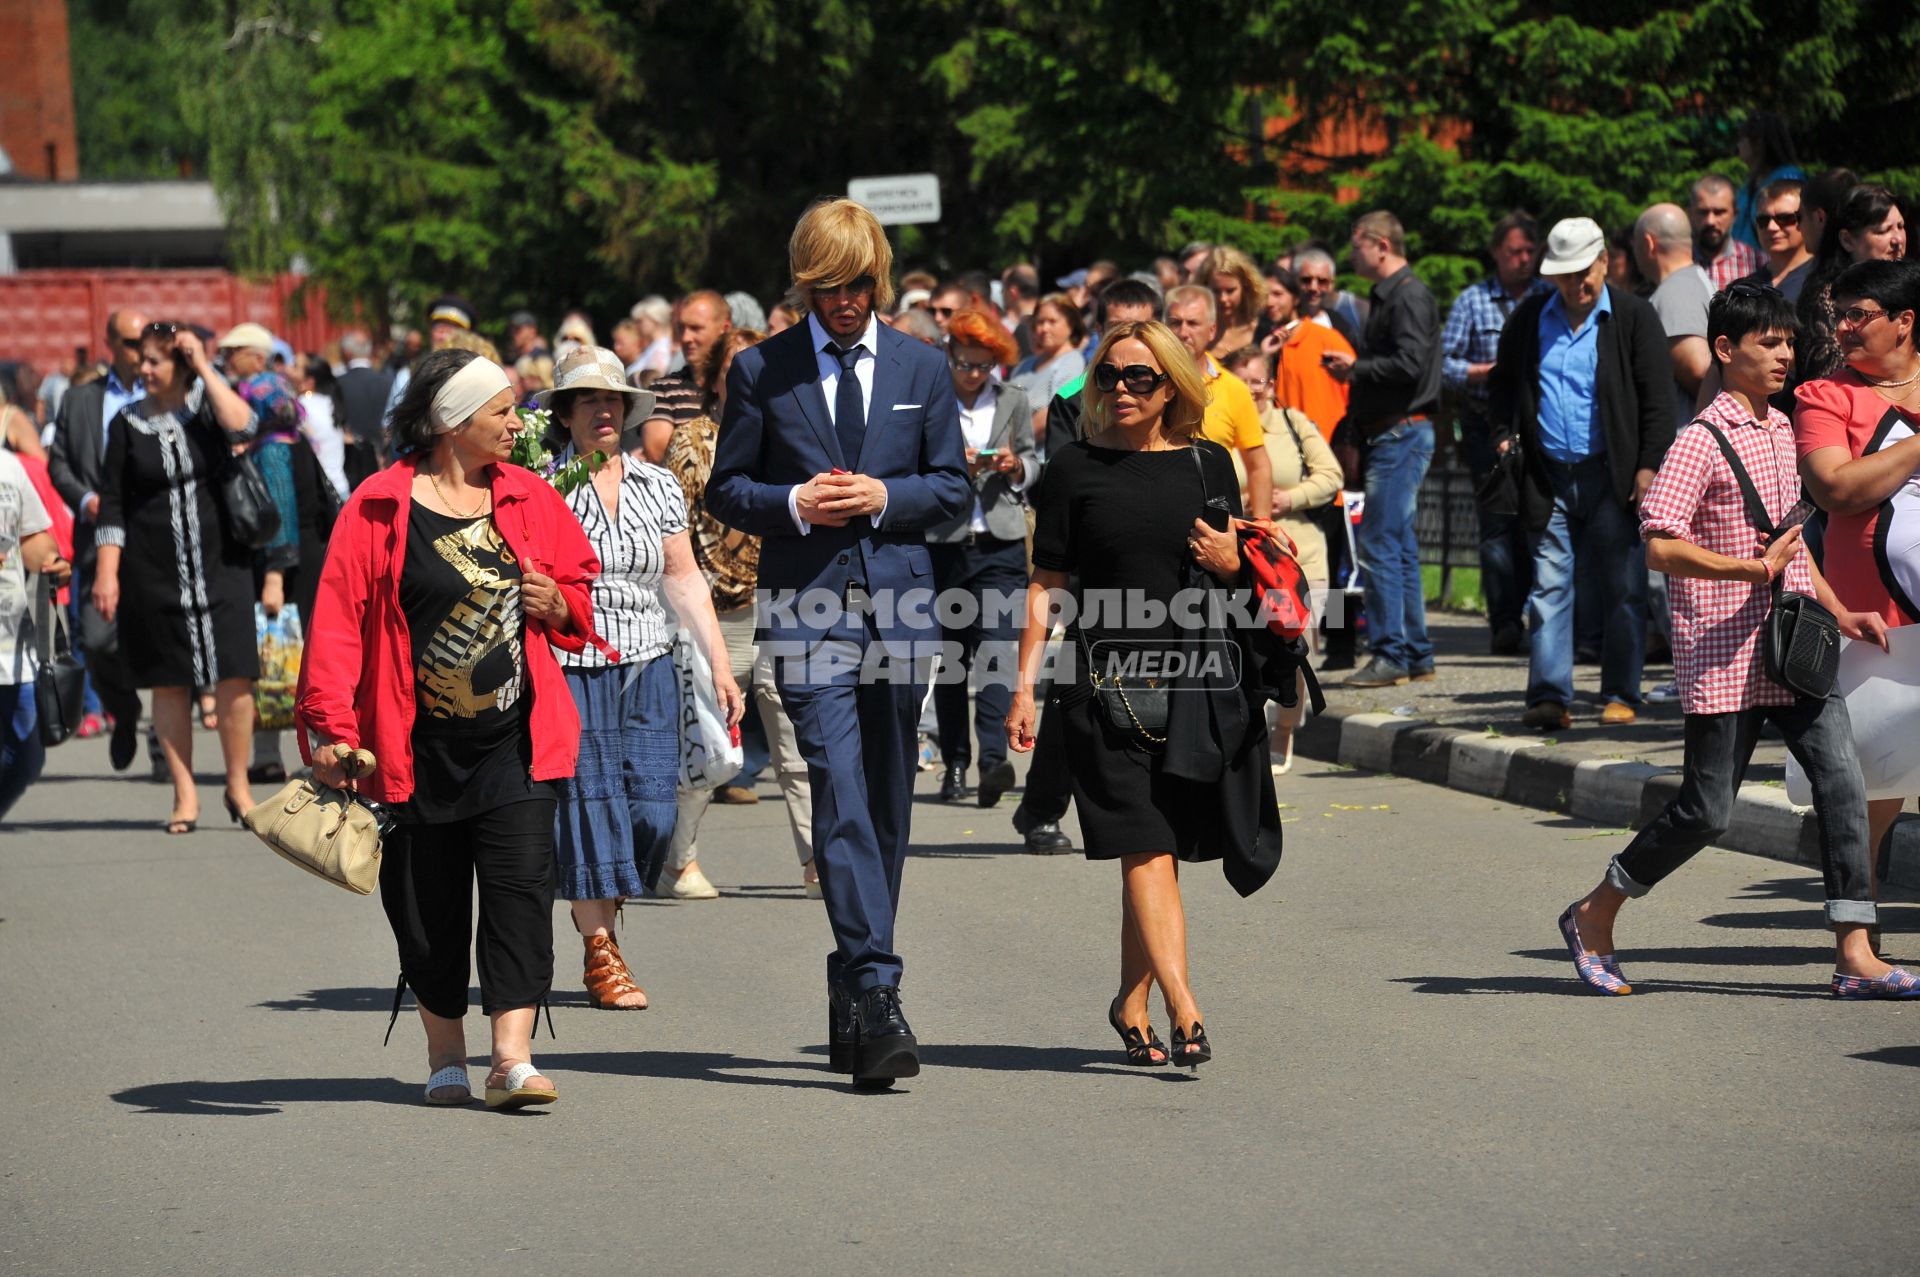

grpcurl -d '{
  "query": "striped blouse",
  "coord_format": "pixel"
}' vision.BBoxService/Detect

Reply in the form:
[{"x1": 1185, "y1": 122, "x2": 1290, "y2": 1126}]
[{"x1": 553, "y1": 449, "x2": 688, "y2": 668}]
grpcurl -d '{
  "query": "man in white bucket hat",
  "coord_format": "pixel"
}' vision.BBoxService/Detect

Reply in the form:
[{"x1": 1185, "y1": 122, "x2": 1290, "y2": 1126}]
[{"x1": 1488, "y1": 216, "x2": 1675, "y2": 732}]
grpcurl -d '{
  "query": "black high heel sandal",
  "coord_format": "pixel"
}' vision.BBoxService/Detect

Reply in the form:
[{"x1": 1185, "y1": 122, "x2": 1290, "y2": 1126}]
[
  {"x1": 223, "y1": 794, "x2": 250, "y2": 825},
  {"x1": 1107, "y1": 996, "x2": 1169, "y2": 1067},
  {"x1": 1170, "y1": 1021, "x2": 1212, "y2": 1070}
]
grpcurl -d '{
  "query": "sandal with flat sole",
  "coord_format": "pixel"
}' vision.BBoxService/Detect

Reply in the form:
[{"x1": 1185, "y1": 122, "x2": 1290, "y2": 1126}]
[
  {"x1": 424, "y1": 1063, "x2": 473, "y2": 1106},
  {"x1": 485, "y1": 1060, "x2": 557, "y2": 1110},
  {"x1": 164, "y1": 817, "x2": 197, "y2": 835}
]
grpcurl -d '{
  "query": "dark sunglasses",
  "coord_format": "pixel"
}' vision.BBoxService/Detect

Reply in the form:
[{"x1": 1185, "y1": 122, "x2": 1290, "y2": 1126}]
[
  {"x1": 1754, "y1": 211, "x2": 1801, "y2": 230},
  {"x1": 1723, "y1": 281, "x2": 1782, "y2": 301},
  {"x1": 811, "y1": 274, "x2": 877, "y2": 298},
  {"x1": 1093, "y1": 362, "x2": 1170, "y2": 395},
  {"x1": 948, "y1": 351, "x2": 996, "y2": 374},
  {"x1": 931, "y1": 305, "x2": 957, "y2": 318},
  {"x1": 142, "y1": 321, "x2": 179, "y2": 340}
]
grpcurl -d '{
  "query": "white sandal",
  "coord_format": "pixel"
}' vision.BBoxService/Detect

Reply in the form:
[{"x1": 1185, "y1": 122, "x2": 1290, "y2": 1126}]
[
  {"x1": 485, "y1": 1060, "x2": 558, "y2": 1110},
  {"x1": 424, "y1": 1063, "x2": 472, "y2": 1106}
]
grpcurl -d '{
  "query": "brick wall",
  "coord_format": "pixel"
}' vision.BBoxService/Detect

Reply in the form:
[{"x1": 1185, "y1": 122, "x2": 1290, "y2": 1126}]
[{"x1": 0, "y1": 0, "x2": 78, "y2": 180}]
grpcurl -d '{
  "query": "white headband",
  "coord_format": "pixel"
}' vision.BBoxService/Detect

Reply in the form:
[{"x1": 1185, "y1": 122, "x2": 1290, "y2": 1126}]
[{"x1": 428, "y1": 359, "x2": 512, "y2": 433}]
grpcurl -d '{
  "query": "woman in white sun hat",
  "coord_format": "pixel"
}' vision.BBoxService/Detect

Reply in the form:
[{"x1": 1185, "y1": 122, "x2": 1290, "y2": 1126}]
[{"x1": 538, "y1": 345, "x2": 744, "y2": 1011}]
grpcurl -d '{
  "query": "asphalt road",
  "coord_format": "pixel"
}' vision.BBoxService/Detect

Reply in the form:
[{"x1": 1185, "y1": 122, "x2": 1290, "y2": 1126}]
[{"x1": 3, "y1": 737, "x2": 1917, "y2": 1276}]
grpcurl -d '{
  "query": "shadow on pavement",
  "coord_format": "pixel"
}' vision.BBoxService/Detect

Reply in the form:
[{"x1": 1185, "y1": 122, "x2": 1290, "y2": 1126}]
[
  {"x1": 1510, "y1": 945, "x2": 1831, "y2": 968},
  {"x1": 551, "y1": 1049, "x2": 861, "y2": 1093},
  {"x1": 1851, "y1": 1046, "x2": 1920, "y2": 1069},
  {"x1": 258, "y1": 986, "x2": 623, "y2": 1015},
  {"x1": 1392, "y1": 974, "x2": 1828, "y2": 999},
  {"x1": 907, "y1": 841, "x2": 1025, "y2": 859},
  {"x1": 112, "y1": 1076, "x2": 417, "y2": 1116},
  {"x1": 3, "y1": 817, "x2": 178, "y2": 832}
]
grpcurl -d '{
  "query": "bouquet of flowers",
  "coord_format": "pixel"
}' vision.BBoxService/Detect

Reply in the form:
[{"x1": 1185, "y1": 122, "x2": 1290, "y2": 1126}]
[{"x1": 510, "y1": 406, "x2": 607, "y2": 495}]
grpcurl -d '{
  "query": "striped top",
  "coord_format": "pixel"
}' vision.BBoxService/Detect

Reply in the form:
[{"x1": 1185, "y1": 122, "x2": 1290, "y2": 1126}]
[{"x1": 553, "y1": 449, "x2": 688, "y2": 668}]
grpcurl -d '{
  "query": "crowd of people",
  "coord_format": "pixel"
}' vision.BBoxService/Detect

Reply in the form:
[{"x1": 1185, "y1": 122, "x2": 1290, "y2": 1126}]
[{"x1": 3, "y1": 116, "x2": 1917, "y2": 1102}]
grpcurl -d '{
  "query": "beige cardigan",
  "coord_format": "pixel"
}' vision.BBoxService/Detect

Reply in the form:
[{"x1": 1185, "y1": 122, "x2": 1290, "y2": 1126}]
[{"x1": 1254, "y1": 405, "x2": 1340, "y2": 585}]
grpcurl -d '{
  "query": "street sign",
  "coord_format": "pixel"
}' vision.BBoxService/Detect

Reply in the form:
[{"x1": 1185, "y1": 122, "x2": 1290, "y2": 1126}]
[{"x1": 847, "y1": 173, "x2": 941, "y2": 226}]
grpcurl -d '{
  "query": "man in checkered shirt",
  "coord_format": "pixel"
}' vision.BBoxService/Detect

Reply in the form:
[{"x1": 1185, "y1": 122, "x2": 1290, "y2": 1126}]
[{"x1": 1553, "y1": 284, "x2": 1920, "y2": 999}]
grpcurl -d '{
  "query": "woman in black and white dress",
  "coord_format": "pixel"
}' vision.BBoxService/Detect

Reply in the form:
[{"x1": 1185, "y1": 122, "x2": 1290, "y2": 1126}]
[{"x1": 91, "y1": 323, "x2": 260, "y2": 833}]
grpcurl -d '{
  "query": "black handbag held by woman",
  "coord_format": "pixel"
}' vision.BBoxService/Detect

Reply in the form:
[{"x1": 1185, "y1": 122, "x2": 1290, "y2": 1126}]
[
  {"x1": 32, "y1": 574, "x2": 87, "y2": 748},
  {"x1": 218, "y1": 450, "x2": 283, "y2": 550}
]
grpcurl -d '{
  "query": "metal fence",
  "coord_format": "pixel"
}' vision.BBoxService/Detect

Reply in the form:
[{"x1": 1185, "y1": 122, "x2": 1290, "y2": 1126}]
[{"x1": 1415, "y1": 460, "x2": 1482, "y2": 592}]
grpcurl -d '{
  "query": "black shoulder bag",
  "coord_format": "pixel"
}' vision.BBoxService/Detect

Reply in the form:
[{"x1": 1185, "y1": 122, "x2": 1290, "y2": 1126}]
[
  {"x1": 1696, "y1": 419, "x2": 1842, "y2": 699},
  {"x1": 1077, "y1": 447, "x2": 1229, "y2": 751},
  {"x1": 33, "y1": 574, "x2": 88, "y2": 747},
  {"x1": 219, "y1": 448, "x2": 283, "y2": 550}
]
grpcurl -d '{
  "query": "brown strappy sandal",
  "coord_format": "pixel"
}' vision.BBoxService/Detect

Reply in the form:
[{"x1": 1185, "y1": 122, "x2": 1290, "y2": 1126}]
[{"x1": 582, "y1": 933, "x2": 649, "y2": 1010}]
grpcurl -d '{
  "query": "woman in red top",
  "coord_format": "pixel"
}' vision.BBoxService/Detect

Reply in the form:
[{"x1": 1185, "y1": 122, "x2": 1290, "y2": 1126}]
[
  {"x1": 297, "y1": 348, "x2": 602, "y2": 1110},
  {"x1": 1795, "y1": 258, "x2": 1920, "y2": 912}
]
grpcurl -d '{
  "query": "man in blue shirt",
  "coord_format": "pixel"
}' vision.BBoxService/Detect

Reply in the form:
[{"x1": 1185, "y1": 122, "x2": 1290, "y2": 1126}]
[
  {"x1": 1487, "y1": 217, "x2": 1675, "y2": 731},
  {"x1": 1441, "y1": 211, "x2": 1549, "y2": 654}
]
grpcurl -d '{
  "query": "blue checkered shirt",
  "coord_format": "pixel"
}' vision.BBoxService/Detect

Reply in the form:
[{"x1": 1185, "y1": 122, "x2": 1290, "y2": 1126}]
[{"x1": 1441, "y1": 275, "x2": 1551, "y2": 411}]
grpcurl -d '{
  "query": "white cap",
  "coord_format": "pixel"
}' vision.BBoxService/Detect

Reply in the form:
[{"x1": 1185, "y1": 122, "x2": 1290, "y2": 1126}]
[
  {"x1": 216, "y1": 321, "x2": 275, "y2": 352},
  {"x1": 1540, "y1": 217, "x2": 1606, "y2": 276}
]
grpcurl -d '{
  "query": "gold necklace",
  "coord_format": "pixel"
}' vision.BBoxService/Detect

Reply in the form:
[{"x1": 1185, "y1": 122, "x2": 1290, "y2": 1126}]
[{"x1": 429, "y1": 466, "x2": 489, "y2": 519}]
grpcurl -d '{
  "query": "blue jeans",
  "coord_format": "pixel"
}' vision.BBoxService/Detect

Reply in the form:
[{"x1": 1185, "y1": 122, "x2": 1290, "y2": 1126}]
[
  {"x1": 0, "y1": 682, "x2": 45, "y2": 821},
  {"x1": 1525, "y1": 456, "x2": 1647, "y2": 707},
  {"x1": 1358, "y1": 419, "x2": 1435, "y2": 669},
  {"x1": 1458, "y1": 412, "x2": 1532, "y2": 632}
]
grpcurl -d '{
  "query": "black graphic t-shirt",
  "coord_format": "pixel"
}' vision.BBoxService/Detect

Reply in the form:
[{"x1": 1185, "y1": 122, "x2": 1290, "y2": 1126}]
[{"x1": 398, "y1": 501, "x2": 551, "y2": 823}]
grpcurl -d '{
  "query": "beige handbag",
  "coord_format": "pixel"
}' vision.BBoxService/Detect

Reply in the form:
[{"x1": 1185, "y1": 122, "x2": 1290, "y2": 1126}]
[{"x1": 244, "y1": 748, "x2": 386, "y2": 895}]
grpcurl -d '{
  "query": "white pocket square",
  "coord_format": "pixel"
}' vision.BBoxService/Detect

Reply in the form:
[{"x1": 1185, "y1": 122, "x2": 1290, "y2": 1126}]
[{"x1": 891, "y1": 403, "x2": 922, "y2": 410}]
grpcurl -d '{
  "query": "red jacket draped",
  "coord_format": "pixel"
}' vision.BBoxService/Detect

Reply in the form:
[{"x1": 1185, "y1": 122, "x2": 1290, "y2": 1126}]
[{"x1": 295, "y1": 455, "x2": 606, "y2": 804}]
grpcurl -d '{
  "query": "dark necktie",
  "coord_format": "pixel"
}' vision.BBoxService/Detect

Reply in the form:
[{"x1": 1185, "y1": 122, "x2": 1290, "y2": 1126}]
[{"x1": 828, "y1": 343, "x2": 866, "y2": 468}]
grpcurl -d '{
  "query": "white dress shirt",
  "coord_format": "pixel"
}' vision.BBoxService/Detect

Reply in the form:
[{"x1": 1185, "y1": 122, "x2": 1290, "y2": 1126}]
[{"x1": 789, "y1": 312, "x2": 886, "y2": 535}]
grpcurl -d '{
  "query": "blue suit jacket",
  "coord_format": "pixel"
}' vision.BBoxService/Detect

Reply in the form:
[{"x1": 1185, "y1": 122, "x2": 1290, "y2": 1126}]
[{"x1": 707, "y1": 320, "x2": 971, "y2": 643}]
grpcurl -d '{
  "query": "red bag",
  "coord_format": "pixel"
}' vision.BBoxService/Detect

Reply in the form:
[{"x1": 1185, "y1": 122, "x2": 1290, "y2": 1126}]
[{"x1": 1237, "y1": 519, "x2": 1313, "y2": 640}]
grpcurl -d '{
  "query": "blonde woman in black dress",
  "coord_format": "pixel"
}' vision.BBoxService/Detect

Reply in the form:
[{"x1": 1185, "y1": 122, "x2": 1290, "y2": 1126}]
[
  {"x1": 1007, "y1": 320, "x2": 1246, "y2": 1069},
  {"x1": 91, "y1": 324, "x2": 260, "y2": 833}
]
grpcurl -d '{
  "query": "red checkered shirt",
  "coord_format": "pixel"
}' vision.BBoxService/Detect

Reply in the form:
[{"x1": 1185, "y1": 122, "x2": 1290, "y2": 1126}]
[
  {"x1": 1639, "y1": 392, "x2": 1816, "y2": 714},
  {"x1": 1699, "y1": 240, "x2": 1762, "y2": 292}
]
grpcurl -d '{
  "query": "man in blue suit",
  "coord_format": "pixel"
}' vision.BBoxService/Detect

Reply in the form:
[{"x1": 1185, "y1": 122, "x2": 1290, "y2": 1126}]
[{"x1": 708, "y1": 198, "x2": 970, "y2": 1086}]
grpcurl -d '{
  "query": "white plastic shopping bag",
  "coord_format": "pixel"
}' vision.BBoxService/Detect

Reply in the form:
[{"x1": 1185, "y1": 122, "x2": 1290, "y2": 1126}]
[{"x1": 672, "y1": 626, "x2": 742, "y2": 791}]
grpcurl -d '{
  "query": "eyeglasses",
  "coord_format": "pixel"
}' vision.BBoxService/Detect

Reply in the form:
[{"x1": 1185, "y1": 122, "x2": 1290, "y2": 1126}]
[
  {"x1": 947, "y1": 351, "x2": 996, "y2": 374},
  {"x1": 1723, "y1": 282, "x2": 1782, "y2": 301},
  {"x1": 1754, "y1": 211, "x2": 1801, "y2": 230},
  {"x1": 1093, "y1": 362, "x2": 1170, "y2": 395},
  {"x1": 1837, "y1": 306, "x2": 1889, "y2": 329},
  {"x1": 811, "y1": 274, "x2": 876, "y2": 299}
]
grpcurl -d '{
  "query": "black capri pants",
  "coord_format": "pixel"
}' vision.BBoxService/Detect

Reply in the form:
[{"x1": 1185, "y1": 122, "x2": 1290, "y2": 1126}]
[{"x1": 379, "y1": 797, "x2": 558, "y2": 1019}]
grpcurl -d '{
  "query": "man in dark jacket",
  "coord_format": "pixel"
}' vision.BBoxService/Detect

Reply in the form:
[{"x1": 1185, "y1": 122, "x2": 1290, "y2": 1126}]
[
  {"x1": 48, "y1": 308, "x2": 148, "y2": 769},
  {"x1": 333, "y1": 329, "x2": 392, "y2": 489},
  {"x1": 1488, "y1": 217, "x2": 1674, "y2": 730}
]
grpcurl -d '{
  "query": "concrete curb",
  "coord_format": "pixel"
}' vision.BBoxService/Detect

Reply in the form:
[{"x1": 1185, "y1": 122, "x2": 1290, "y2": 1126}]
[{"x1": 1296, "y1": 707, "x2": 1920, "y2": 891}]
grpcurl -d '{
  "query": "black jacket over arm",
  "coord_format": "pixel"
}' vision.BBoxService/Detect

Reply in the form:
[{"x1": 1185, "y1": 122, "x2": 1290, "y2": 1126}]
[{"x1": 1485, "y1": 284, "x2": 1674, "y2": 533}]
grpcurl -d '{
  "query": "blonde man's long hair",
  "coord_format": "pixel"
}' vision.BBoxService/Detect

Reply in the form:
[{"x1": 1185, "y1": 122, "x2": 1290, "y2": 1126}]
[
  {"x1": 1199, "y1": 244, "x2": 1267, "y2": 328},
  {"x1": 789, "y1": 198, "x2": 896, "y2": 312},
  {"x1": 1080, "y1": 320, "x2": 1211, "y2": 440}
]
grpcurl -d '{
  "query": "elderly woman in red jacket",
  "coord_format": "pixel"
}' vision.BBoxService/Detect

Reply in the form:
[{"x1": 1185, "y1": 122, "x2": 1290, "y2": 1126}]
[{"x1": 297, "y1": 348, "x2": 604, "y2": 1111}]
